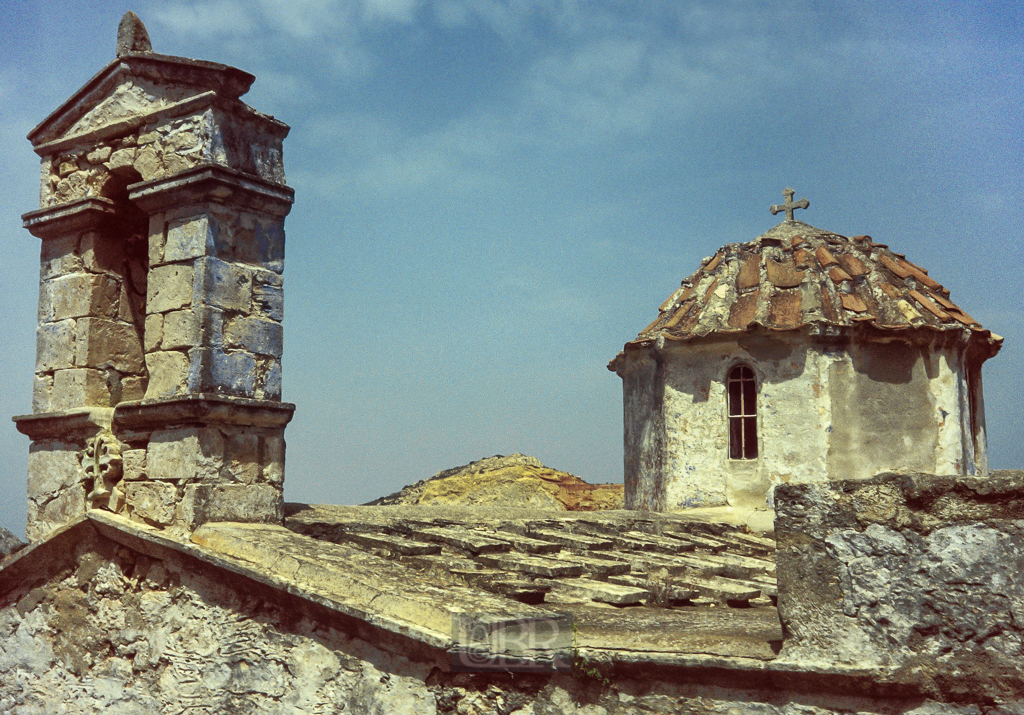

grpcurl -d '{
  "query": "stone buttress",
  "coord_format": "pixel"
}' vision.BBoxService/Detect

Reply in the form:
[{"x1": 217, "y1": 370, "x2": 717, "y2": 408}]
[{"x1": 14, "y1": 15, "x2": 295, "y2": 540}]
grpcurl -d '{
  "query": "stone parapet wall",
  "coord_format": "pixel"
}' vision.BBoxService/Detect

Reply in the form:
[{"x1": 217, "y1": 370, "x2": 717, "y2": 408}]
[
  {"x1": 0, "y1": 518, "x2": 1008, "y2": 714},
  {"x1": 775, "y1": 470, "x2": 1024, "y2": 702}
]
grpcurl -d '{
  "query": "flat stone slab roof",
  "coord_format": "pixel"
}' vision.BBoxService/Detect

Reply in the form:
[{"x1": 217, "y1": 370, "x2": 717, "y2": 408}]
[
  {"x1": 283, "y1": 503, "x2": 782, "y2": 660},
  {"x1": 1, "y1": 505, "x2": 783, "y2": 668}
]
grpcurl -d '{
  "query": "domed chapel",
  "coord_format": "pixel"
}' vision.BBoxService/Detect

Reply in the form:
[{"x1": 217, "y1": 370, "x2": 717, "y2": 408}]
[{"x1": 608, "y1": 189, "x2": 1003, "y2": 512}]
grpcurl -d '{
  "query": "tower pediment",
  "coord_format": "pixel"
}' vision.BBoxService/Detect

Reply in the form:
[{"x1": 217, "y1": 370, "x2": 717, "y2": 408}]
[{"x1": 28, "y1": 53, "x2": 255, "y2": 151}]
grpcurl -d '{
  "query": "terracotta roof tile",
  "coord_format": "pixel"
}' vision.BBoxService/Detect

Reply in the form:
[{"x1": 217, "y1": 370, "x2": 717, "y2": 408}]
[
  {"x1": 766, "y1": 258, "x2": 805, "y2": 288},
  {"x1": 677, "y1": 304, "x2": 704, "y2": 334},
  {"x1": 879, "y1": 282, "x2": 902, "y2": 299},
  {"x1": 902, "y1": 260, "x2": 942, "y2": 290},
  {"x1": 819, "y1": 287, "x2": 840, "y2": 322},
  {"x1": 837, "y1": 253, "x2": 868, "y2": 277},
  {"x1": 851, "y1": 235, "x2": 871, "y2": 243},
  {"x1": 659, "y1": 290, "x2": 680, "y2": 312},
  {"x1": 948, "y1": 309, "x2": 980, "y2": 327},
  {"x1": 728, "y1": 290, "x2": 760, "y2": 329},
  {"x1": 903, "y1": 258, "x2": 929, "y2": 274},
  {"x1": 641, "y1": 313, "x2": 665, "y2": 334},
  {"x1": 908, "y1": 289, "x2": 950, "y2": 320},
  {"x1": 879, "y1": 254, "x2": 911, "y2": 279},
  {"x1": 662, "y1": 301, "x2": 695, "y2": 330},
  {"x1": 703, "y1": 278, "x2": 720, "y2": 304},
  {"x1": 736, "y1": 253, "x2": 760, "y2": 291},
  {"x1": 929, "y1": 291, "x2": 959, "y2": 312},
  {"x1": 815, "y1": 245, "x2": 839, "y2": 268},
  {"x1": 768, "y1": 291, "x2": 802, "y2": 328},
  {"x1": 828, "y1": 267, "x2": 853, "y2": 284},
  {"x1": 840, "y1": 293, "x2": 868, "y2": 313},
  {"x1": 615, "y1": 220, "x2": 999, "y2": 364}
]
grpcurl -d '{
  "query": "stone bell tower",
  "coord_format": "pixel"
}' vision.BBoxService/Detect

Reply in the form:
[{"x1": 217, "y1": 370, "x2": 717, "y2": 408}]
[{"x1": 14, "y1": 13, "x2": 295, "y2": 540}]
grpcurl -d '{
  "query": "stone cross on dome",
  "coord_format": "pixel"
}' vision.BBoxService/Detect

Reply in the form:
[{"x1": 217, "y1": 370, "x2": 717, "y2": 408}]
[{"x1": 769, "y1": 188, "x2": 810, "y2": 222}]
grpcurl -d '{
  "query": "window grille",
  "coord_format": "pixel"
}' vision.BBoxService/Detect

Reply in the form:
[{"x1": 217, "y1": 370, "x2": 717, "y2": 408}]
[{"x1": 728, "y1": 364, "x2": 758, "y2": 459}]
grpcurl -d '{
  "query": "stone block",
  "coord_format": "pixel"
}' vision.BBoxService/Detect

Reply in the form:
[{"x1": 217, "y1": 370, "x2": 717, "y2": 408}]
[
  {"x1": 160, "y1": 306, "x2": 226, "y2": 351},
  {"x1": 192, "y1": 257, "x2": 252, "y2": 312},
  {"x1": 27, "y1": 440, "x2": 81, "y2": 499},
  {"x1": 125, "y1": 481, "x2": 178, "y2": 526},
  {"x1": 147, "y1": 427, "x2": 225, "y2": 482},
  {"x1": 255, "y1": 219, "x2": 285, "y2": 272},
  {"x1": 75, "y1": 318, "x2": 145, "y2": 373},
  {"x1": 148, "y1": 264, "x2": 194, "y2": 313},
  {"x1": 213, "y1": 213, "x2": 258, "y2": 264},
  {"x1": 223, "y1": 431, "x2": 260, "y2": 484},
  {"x1": 144, "y1": 350, "x2": 190, "y2": 399},
  {"x1": 182, "y1": 483, "x2": 282, "y2": 528},
  {"x1": 261, "y1": 435, "x2": 285, "y2": 484},
  {"x1": 117, "y1": 280, "x2": 140, "y2": 324},
  {"x1": 136, "y1": 144, "x2": 161, "y2": 180},
  {"x1": 39, "y1": 234, "x2": 82, "y2": 279},
  {"x1": 163, "y1": 216, "x2": 212, "y2": 263},
  {"x1": 32, "y1": 374, "x2": 54, "y2": 413},
  {"x1": 224, "y1": 316, "x2": 283, "y2": 357},
  {"x1": 36, "y1": 320, "x2": 76, "y2": 371},
  {"x1": 86, "y1": 145, "x2": 112, "y2": 163},
  {"x1": 106, "y1": 147, "x2": 136, "y2": 171},
  {"x1": 259, "y1": 358, "x2": 282, "y2": 401},
  {"x1": 41, "y1": 273, "x2": 119, "y2": 321},
  {"x1": 148, "y1": 212, "x2": 166, "y2": 266},
  {"x1": 144, "y1": 313, "x2": 163, "y2": 352},
  {"x1": 187, "y1": 347, "x2": 256, "y2": 396},
  {"x1": 26, "y1": 484, "x2": 87, "y2": 541},
  {"x1": 121, "y1": 375, "x2": 147, "y2": 401},
  {"x1": 162, "y1": 309, "x2": 201, "y2": 349},
  {"x1": 166, "y1": 121, "x2": 202, "y2": 151},
  {"x1": 52, "y1": 368, "x2": 113, "y2": 409},
  {"x1": 253, "y1": 271, "x2": 284, "y2": 322},
  {"x1": 123, "y1": 449, "x2": 147, "y2": 481},
  {"x1": 80, "y1": 231, "x2": 124, "y2": 274}
]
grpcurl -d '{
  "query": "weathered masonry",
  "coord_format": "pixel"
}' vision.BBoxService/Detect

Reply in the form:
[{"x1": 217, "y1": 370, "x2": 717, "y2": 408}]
[
  {"x1": 609, "y1": 190, "x2": 1002, "y2": 512},
  {"x1": 14, "y1": 12, "x2": 295, "y2": 540},
  {"x1": 3, "y1": 14, "x2": 1024, "y2": 715}
]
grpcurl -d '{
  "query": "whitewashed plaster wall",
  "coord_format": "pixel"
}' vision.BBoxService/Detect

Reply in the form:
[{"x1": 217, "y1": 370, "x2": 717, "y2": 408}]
[{"x1": 621, "y1": 334, "x2": 983, "y2": 512}]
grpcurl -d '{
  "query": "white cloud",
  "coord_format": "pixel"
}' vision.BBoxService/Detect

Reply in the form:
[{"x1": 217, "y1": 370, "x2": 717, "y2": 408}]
[
  {"x1": 257, "y1": 0, "x2": 346, "y2": 39},
  {"x1": 362, "y1": 0, "x2": 422, "y2": 24},
  {"x1": 150, "y1": 0, "x2": 258, "y2": 40}
]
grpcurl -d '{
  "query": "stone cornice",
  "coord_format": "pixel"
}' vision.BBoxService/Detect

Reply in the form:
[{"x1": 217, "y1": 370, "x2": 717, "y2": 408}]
[
  {"x1": 22, "y1": 197, "x2": 120, "y2": 239},
  {"x1": 13, "y1": 407, "x2": 114, "y2": 441},
  {"x1": 128, "y1": 164, "x2": 294, "y2": 217},
  {"x1": 113, "y1": 394, "x2": 295, "y2": 433}
]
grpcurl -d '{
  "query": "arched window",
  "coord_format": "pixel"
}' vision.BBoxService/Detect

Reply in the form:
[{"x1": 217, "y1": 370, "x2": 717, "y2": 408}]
[{"x1": 728, "y1": 364, "x2": 758, "y2": 459}]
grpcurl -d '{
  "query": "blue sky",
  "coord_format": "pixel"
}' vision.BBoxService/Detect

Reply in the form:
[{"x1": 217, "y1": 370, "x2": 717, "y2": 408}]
[{"x1": 1, "y1": 1, "x2": 1021, "y2": 536}]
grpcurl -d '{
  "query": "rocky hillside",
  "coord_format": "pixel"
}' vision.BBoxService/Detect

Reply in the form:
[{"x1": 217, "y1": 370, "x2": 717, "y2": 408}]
[{"x1": 366, "y1": 454, "x2": 624, "y2": 511}]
